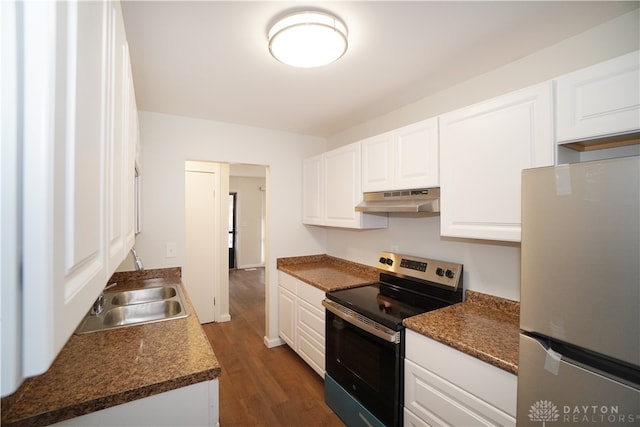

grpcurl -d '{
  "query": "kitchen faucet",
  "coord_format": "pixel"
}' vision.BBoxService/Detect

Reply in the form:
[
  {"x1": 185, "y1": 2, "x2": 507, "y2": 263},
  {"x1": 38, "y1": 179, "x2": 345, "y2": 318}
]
[
  {"x1": 131, "y1": 247, "x2": 144, "y2": 272},
  {"x1": 90, "y1": 248, "x2": 144, "y2": 316},
  {"x1": 90, "y1": 282, "x2": 118, "y2": 316}
]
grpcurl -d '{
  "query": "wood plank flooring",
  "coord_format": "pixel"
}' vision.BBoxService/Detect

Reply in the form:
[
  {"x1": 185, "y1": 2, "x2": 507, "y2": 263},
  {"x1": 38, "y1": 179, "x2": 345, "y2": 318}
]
[{"x1": 201, "y1": 268, "x2": 345, "y2": 427}]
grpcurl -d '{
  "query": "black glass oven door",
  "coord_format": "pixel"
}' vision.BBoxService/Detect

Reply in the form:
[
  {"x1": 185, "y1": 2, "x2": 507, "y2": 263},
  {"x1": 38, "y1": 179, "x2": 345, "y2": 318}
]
[{"x1": 325, "y1": 309, "x2": 402, "y2": 427}]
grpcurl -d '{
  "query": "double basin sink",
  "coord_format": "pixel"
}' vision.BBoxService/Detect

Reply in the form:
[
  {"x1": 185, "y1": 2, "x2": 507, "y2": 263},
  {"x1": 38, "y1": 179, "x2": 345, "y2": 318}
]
[{"x1": 76, "y1": 285, "x2": 188, "y2": 334}]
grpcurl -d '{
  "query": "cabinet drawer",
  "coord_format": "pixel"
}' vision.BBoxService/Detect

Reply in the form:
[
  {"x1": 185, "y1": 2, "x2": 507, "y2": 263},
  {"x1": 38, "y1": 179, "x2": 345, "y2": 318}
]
[
  {"x1": 297, "y1": 298, "x2": 325, "y2": 341},
  {"x1": 279, "y1": 271, "x2": 297, "y2": 294},
  {"x1": 297, "y1": 281, "x2": 325, "y2": 308},
  {"x1": 405, "y1": 330, "x2": 516, "y2": 415},
  {"x1": 404, "y1": 407, "x2": 428, "y2": 427},
  {"x1": 405, "y1": 359, "x2": 515, "y2": 427},
  {"x1": 297, "y1": 328, "x2": 324, "y2": 377}
]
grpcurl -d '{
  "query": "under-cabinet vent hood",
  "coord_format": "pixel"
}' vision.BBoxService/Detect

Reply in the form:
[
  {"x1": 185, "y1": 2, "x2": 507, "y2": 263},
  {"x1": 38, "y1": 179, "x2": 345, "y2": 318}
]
[{"x1": 355, "y1": 188, "x2": 440, "y2": 214}]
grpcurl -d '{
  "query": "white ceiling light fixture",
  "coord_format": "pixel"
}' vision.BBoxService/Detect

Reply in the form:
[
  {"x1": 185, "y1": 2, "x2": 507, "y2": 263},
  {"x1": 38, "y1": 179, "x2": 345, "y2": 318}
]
[{"x1": 268, "y1": 11, "x2": 348, "y2": 68}]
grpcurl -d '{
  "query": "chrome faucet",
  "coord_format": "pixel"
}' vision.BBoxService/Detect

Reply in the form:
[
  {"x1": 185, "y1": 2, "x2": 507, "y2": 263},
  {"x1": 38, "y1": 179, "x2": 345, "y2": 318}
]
[
  {"x1": 131, "y1": 247, "x2": 144, "y2": 272},
  {"x1": 91, "y1": 249, "x2": 143, "y2": 316},
  {"x1": 90, "y1": 283, "x2": 118, "y2": 316}
]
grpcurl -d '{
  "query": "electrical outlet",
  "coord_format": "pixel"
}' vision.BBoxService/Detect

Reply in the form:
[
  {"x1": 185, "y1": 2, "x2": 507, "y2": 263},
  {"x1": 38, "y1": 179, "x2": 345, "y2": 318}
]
[{"x1": 166, "y1": 242, "x2": 177, "y2": 258}]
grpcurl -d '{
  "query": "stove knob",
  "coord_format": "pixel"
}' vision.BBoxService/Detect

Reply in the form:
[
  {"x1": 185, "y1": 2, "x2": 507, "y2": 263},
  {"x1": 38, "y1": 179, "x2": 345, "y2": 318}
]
[
  {"x1": 379, "y1": 257, "x2": 387, "y2": 264},
  {"x1": 436, "y1": 267, "x2": 445, "y2": 277},
  {"x1": 445, "y1": 269, "x2": 455, "y2": 279},
  {"x1": 386, "y1": 258, "x2": 393, "y2": 266}
]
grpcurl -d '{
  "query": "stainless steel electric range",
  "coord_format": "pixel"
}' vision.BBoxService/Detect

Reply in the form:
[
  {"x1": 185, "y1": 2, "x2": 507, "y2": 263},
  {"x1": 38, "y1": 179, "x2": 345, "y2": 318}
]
[{"x1": 323, "y1": 252, "x2": 463, "y2": 427}]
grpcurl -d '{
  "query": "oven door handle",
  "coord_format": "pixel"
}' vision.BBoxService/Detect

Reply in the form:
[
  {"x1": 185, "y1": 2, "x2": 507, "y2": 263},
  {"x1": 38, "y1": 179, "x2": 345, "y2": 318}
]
[{"x1": 322, "y1": 299, "x2": 400, "y2": 343}]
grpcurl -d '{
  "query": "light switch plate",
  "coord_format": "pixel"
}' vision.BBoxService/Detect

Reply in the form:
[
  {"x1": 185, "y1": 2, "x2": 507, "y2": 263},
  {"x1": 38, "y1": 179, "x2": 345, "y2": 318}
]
[{"x1": 166, "y1": 242, "x2": 177, "y2": 258}]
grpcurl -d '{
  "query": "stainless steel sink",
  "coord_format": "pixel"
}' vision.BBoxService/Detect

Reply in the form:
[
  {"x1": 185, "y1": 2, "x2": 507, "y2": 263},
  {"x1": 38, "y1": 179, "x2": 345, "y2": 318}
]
[
  {"x1": 110, "y1": 286, "x2": 177, "y2": 306},
  {"x1": 75, "y1": 285, "x2": 188, "y2": 334}
]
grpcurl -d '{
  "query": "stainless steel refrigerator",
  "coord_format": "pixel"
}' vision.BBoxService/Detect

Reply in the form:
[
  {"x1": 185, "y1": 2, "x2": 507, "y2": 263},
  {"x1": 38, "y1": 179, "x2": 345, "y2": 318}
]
[{"x1": 518, "y1": 155, "x2": 640, "y2": 426}]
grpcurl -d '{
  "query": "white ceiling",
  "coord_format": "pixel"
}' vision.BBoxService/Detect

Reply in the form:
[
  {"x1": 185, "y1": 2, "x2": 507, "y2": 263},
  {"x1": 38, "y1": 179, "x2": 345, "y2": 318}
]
[{"x1": 121, "y1": 1, "x2": 638, "y2": 138}]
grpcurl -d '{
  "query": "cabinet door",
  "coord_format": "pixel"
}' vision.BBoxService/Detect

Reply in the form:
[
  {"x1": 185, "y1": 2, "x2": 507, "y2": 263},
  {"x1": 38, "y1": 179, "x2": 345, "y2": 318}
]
[
  {"x1": 278, "y1": 286, "x2": 296, "y2": 349},
  {"x1": 556, "y1": 51, "x2": 640, "y2": 142},
  {"x1": 302, "y1": 154, "x2": 323, "y2": 225},
  {"x1": 439, "y1": 82, "x2": 553, "y2": 242},
  {"x1": 323, "y1": 142, "x2": 388, "y2": 229},
  {"x1": 22, "y1": 0, "x2": 109, "y2": 376},
  {"x1": 361, "y1": 132, "x2": 394, "y2": 192},
  {"x1": 394, "y1": 118, "x2": 439, "y2": 190},
  {"x1": 324, "y1": 142, "x2": 362, "y2": 228},
  {"x1": 124, "y1": 62, "x2": 139, "y2": 251},
  {"x1": 107, "y1": 1, "x2": 128, "y2": 272}
]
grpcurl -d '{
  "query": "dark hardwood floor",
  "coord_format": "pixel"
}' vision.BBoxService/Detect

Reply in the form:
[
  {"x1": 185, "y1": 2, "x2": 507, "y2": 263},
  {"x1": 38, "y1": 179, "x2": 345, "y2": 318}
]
[{"x1": 201, "y1": 268, "x2": 345, "y2": 427}]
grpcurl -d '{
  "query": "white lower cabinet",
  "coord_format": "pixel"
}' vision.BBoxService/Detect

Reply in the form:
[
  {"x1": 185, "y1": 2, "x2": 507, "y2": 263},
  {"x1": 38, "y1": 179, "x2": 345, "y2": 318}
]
[
  {"x1": 278, "y1": 272, "x2": 326, "y2": 377},
  {"x1": 404, "y1": 329, "x2": 516, "y2": 427},
  {"x1": 51, "y1": 379, "x2": 219, "y2": 427}
]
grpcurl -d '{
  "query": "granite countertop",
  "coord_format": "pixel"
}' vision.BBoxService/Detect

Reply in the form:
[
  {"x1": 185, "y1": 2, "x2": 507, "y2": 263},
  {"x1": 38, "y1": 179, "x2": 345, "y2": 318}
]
[
  {"x1": 1, "y1": 268, "x2": 221, "y2": 427},
  {"x1": 278, "y1": 255, "x2": 520, "y2": 374},
  {"x1": 404, "y1": 290, "x2": 520, "y2": 374},
  {"x1": 277, "y1": 254, "x2": 379, "y2": 292}
]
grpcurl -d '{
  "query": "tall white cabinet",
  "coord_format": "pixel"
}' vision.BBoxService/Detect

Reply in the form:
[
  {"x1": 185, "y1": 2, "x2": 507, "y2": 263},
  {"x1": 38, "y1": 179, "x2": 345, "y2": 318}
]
[
  {"x1": 5, "y1": 0, "x2": 139, "y2": 395},
  {"x1": 439, "y1": 82, "x2": 554, "y2": 242}
]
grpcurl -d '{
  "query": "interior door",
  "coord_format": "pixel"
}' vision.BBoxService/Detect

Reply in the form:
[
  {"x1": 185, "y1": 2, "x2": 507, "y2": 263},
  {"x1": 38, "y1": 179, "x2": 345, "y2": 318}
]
[{"x1": 228, "y1": 192, "x2": 237, "y2": 269}]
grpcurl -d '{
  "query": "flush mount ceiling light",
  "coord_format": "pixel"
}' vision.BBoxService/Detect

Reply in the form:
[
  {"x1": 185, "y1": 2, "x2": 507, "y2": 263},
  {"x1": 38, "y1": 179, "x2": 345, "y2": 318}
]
[{"x1": 268, "y1": 11, "x2": 348, "y2": 68}]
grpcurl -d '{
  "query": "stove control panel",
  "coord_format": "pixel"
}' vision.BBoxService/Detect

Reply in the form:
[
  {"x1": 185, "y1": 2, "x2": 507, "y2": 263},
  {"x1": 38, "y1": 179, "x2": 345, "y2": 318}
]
[{"x1": 377, "y1": 251, "x2": 463, "y2": 290}]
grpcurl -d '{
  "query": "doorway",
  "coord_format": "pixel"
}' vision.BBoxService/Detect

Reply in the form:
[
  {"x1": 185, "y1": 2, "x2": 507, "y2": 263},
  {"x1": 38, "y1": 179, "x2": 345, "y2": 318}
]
[
  {"x1": 229, "y1": 164, "x2": 266, "y2": 270},
  {"x1": 228, "y1": 192, "x2": 237, "y2": 269},
  {"x1": 184, "y1": 161, "x2": 267, "y2": 325}
]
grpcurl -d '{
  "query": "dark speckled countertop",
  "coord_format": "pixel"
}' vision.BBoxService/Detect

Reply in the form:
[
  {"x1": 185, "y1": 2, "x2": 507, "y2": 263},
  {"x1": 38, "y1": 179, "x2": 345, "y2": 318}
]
[
  {"x1": 1, "y1": 268, "x2": 221, "y2": 427},
  {"x1": 277, "y1": 254, "x2": 379, "y2": 292},
  {"x1": 278, "y1": 255, "x2": 520, "y2": 375},
  {"x1": 404, "y1": 290, "x2": 520, "y2": 374}
]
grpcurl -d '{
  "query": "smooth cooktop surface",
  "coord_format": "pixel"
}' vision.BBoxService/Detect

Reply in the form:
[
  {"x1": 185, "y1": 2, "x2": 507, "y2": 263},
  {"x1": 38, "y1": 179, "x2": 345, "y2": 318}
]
[{"x1": 326, "y1": 283, "x2": 450, "y2": 330}]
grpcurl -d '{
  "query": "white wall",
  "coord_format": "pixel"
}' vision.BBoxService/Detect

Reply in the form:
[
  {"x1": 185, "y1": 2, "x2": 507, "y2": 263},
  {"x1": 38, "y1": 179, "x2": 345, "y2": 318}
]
[
  {"x1": 324, "y1": 9, "x2": 639, "y2": 302},
  {"x1": 135, "y1": 112, "x2": 326, "y2": 343},
  {"x1": 326, "y1": 216, "x2": 521, "y2": 301},
  {"x1": 230, "y1": 176, "x2": 266, "y2": 269}
]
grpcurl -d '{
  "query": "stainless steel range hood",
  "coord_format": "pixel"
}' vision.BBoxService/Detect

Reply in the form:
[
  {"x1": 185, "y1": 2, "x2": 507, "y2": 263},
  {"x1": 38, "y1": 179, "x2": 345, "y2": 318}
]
[{"x1": 355, "y1": 188, "x2": 440, "y2": 214}]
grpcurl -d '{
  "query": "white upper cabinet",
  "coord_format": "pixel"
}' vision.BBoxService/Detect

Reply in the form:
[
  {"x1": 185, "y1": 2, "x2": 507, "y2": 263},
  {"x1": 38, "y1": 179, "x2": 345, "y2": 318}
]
[
  {"x1": 361, "y1": 132, "x2": 394, "y2": 192},
  {"x1": 439, "y1": 82, "x2": 554, "y2": 242},
  {"x1": 394, "y1": 118, "x2": 439, "y2": 190},
  {"x1": 556, "y1": 51, "x2": 640, "y2": 143},
  {"x1": 324, "y1": 142, "x2": 364, "y2": 228},
  {"x1": 302, "y1": 154, "x2": 324, "y2": 225},
  {"x1": 302, "y1": 142, "x2": 388, "y2": 229},
  {"x1": 19, "y1": 0, "x2": 138, "y2": 380},
  {"x1": 108, "y1": 1, "x2": 138, "y2": 273},
  {"x1": 361, "y1": 118, "x2": 439, "y2": 192},
  {"x1": 22, "y1": 0, "x2": 110, "y2": 378}
]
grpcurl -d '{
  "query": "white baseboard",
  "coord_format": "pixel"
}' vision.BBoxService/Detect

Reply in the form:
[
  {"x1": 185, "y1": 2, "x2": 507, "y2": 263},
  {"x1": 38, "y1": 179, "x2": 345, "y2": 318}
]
[
  {"x1": 263, "y1": 336, "x2": 285, "y2": 348},
  {"x1": 236, "y1": 263, "x2": 265, "y2": 270},
  {"x1": 218, "y1": 313, "x2": 231, "y2": 322}
]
